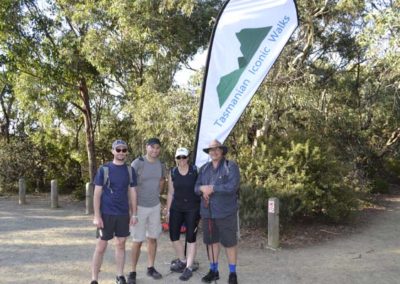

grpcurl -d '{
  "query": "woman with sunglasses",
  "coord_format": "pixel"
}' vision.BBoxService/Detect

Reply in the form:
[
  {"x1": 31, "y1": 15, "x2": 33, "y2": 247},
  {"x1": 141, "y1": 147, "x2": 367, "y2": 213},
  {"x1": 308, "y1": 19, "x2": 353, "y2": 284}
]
[{"x1": 166, "y1": 147, "x2": 201, "y2": 281}]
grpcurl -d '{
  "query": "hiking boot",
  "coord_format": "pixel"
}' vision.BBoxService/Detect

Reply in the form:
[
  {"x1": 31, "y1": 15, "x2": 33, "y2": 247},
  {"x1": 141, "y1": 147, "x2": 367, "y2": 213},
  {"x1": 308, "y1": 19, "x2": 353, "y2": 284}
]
[
  {"x1": 179, "y1": 267, "x2": 193, "y2": 281},
  {"x1": 90, "y1": 281, "x2": 98, "y2": 284},
  {"x1": 170, "y1": 259, "x2": 186, "y2": 273},
  {"x1": 201, "y1": 270, "x2": 219, "y2": 283},
  {"x1": 147, "y1": 267, "x2": 162, "y2": 279},
  {"x1": 127, "y1": 272, "x2": 136, "y2": 284},
  {"x1": 228, "y1": 272, "x2": 238, "y2": 284},
  {"x1": 116, "y1": 275, "x2": 127, "y2": 284}
]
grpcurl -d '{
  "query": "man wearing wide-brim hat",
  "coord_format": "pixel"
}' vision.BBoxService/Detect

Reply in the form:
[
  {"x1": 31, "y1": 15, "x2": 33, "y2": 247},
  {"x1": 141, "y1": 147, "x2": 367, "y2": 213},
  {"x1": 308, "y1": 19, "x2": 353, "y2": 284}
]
[
  {"x1": 202, "y1": 140, "x2": 229, "y2": 155},
  {"x1": 195, "y1": 139, "x2": 240, "y2": 284}
]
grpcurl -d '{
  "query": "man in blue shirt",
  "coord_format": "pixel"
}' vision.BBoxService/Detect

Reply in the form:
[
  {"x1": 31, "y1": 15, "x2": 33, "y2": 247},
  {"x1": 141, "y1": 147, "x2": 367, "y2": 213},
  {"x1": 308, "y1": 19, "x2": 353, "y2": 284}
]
[
  {"x1": 90, "y1": 140, "x2": 138, "y2": 284},
  {"x1": 195, "y1": 139, "x2": 240, "y2": 284}
]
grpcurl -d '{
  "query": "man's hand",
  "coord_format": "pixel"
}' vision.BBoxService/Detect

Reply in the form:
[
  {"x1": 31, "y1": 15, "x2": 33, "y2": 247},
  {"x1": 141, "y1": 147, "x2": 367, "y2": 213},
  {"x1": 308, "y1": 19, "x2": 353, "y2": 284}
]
[
  {"x1": 93, "y1": 215, "x2": 104, "y2": 229},
  {"x1": 130, "y1": 215, "x2": 138, "y2": 226},
  {"x1": 200, "y1": 185, "x2": 214, "y2": 202}
]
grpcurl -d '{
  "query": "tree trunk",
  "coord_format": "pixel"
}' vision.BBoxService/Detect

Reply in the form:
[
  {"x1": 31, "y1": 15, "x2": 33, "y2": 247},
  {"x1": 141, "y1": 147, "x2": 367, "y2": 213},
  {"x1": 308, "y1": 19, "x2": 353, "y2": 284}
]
[
  {"x1": 79, "y1": 78, "x2": 97, "y2": 182},
  {"x1": 379, "y1": 127, "x2": 400, "y2": 158},
  {"x1": 0, "y1": 85, "x2": 11, "y2": 143}
]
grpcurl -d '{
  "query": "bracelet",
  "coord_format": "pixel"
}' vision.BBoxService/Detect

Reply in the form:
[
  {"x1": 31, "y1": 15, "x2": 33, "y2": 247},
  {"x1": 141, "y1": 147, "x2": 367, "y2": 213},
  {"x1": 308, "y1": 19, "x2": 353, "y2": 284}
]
[{"x1": 131, "y1": 215, "x2": 137, "y2": 218}]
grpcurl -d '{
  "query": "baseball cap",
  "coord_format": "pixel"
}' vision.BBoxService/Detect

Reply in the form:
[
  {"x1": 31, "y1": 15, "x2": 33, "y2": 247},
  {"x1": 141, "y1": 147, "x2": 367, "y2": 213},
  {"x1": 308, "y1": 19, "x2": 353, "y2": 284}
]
[
  {"x1": 175, "y1": 147, "x2": 189, "y2": 158},
  {"x1": 146, "y1": 137, "x2": 161, "y2": 146},
  {"x1": 112, "y1": 139, "x2": 127, "y2": 149}
]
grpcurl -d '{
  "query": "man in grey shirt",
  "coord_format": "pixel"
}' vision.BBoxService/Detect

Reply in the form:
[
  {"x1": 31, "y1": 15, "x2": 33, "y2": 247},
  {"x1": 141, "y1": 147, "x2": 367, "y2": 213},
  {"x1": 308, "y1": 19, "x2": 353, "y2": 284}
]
[{"x1": 127, "y1": 138, "x2": 167, "y2": 284}]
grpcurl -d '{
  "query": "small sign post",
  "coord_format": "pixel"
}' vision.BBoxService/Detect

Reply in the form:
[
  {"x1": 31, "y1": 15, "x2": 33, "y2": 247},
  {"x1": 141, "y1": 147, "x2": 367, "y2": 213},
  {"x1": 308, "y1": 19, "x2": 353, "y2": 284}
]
[
  {"x1": 268, "y1": 197, "x2": 279, "y2": 249},
  {"x1": 18, "y1": 178, "x2": 26, "y2": 205},
  {"x1": 51, "y1": 179, "x2": 58, "y2": 209},
  {"x1": 85, "y1": 182, "x2": 94, "y2": 215}
]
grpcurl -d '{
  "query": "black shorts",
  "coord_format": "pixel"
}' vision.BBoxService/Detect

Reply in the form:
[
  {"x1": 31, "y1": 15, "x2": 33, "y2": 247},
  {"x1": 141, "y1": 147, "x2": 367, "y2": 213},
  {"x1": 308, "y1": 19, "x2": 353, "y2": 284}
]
[
  {"x1": 97, "y1": 214, "x2": 130, "y2": 241},
  {"x1": 202, "y1": 213, "x2": 238, "y2": 247},
  {"x1": 169, "y1": 208, "x2": 200, "y2": 243}
]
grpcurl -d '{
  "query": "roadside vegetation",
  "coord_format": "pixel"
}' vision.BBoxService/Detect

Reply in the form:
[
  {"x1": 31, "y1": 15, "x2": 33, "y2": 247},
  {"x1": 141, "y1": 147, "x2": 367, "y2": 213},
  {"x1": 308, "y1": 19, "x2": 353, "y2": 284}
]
[{"x1": 0, "y1": 0, "x2": 399, "y2": 227}]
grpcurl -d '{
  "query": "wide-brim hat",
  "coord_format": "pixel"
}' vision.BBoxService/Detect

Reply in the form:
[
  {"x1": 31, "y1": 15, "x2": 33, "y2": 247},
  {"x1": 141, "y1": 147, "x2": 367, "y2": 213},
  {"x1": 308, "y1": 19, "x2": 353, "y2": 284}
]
[{"x1": 203, "y1": 139, "x2": 228, "y2": 155}]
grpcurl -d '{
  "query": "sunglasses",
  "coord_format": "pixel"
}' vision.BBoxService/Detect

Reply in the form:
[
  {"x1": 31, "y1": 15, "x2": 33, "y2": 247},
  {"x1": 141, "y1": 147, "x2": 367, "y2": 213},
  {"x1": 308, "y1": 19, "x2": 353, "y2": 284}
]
[
  {"x1": 176, "y1": 156, "x2": 188, "y2": 160},
  {"x1": 115, "y1": 148, "x2": 128, "y2": 153}
]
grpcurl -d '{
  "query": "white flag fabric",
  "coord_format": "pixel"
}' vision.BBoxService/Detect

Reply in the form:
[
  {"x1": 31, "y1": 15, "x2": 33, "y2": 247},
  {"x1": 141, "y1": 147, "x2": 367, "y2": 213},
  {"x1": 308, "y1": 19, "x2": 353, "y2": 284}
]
[{"x1": 194, "y1": 0, "x2": 298, "y2": 167}]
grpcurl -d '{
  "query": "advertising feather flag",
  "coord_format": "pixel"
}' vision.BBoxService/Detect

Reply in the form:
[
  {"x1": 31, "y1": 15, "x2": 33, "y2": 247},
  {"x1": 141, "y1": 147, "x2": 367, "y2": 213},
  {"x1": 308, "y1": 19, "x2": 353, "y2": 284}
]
[{"x1": 194, "y1": 0, "x2": 298, "y2": 167}]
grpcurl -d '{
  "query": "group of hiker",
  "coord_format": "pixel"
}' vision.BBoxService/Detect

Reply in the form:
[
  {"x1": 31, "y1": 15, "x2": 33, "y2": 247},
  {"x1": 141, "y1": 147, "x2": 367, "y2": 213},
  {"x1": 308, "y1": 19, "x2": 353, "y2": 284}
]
[{"x1": 90, "y1": 137, "x2": 240, "y2": 284}]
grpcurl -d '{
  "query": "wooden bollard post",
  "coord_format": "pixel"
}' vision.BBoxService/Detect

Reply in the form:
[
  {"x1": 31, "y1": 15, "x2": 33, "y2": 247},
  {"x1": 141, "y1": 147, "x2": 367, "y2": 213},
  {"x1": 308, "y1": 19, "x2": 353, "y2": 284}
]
[
  {"x1": 268, "y1": 197, "x2": 279, "y2": 249},
  {"x1": 85, "y1": 182, "x2": 94, "y2": 214},
  {"x1": 51, "y1": 179, "x2": 58, "y2": 208},
  {"x1": 19, "y1": 178, "x2": 26, "y2": 205}
]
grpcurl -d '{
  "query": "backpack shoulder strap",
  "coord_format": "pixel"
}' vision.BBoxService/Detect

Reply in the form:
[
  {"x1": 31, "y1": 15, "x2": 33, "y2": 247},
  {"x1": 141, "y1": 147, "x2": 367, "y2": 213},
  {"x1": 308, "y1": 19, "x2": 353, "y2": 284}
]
[
  {"x1": 135, "y1": 156, "x2": 145, "y2": 178},
  {"x1": 171, "y1": 166, "x2": 178, "y2": 182},
  {"x1": 102, "y1": 166, "x2": 110, "y2": 188},
  {"x1": 224, "y1": 159, "x2": 230, "y2": 175},
  {"x1": 199, "y1": 162, "x2": 210, "y2": 175},
  {"x1": 190, "y1": 165, "x2": 198, "y2": 177},
  {"x1": 160, "y1": 160, "x2": 166, "y2": 177},
  {"x1": 126, "y1": 165, "x2": 133, "y2": 185}
]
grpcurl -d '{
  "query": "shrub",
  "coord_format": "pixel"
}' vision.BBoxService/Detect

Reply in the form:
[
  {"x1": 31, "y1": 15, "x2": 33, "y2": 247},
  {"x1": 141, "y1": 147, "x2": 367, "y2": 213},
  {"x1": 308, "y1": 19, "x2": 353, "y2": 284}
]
[
  {"x1": 239, "y1": 184, "x2": 269, "y2": 228},
  {"x1": 238, "y1": 139, "x2": 361, "y2": 224}
]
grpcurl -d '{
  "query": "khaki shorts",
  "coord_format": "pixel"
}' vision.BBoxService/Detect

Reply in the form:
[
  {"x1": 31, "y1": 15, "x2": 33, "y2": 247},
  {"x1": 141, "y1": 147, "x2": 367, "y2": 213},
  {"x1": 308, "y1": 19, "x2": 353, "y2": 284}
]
[{"x1": 130, "y1": 204, "x2": 162, "y2": 242}]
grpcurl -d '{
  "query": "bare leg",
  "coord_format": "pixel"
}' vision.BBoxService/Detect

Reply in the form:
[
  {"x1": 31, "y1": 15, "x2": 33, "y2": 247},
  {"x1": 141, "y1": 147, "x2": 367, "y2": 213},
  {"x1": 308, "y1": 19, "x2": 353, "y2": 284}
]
[
  {"x1": 91, "y1": 239, "x2": 108, "y2": 281},
  {"x1": 114, "y1": 237, "x2": 127, "y2": 276},
  {"x1": 225, "y1": 245, "x2": 237, "y2": 265},
  {"x1": 208, "y1": 243, "x2": 220, "y2": 265},
  {"x1": 147, "y1": 238, "x2": 157, "y2": 267},
  {"x1": 130, "y1": 241, "x2": 142, "y2": 272},
  {"x1": 172, "y1": 240, "x2": 185, "y2": 261},
  {"x1": 186, "y1": 242, "x2": 197, "y2": 268}
]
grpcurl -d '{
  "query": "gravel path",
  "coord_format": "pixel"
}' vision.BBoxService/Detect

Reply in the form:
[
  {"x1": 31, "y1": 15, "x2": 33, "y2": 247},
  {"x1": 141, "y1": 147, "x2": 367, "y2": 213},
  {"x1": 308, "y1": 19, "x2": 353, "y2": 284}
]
[{"x1": 0, "y1": 194, "x2": 399, "y2": 284}]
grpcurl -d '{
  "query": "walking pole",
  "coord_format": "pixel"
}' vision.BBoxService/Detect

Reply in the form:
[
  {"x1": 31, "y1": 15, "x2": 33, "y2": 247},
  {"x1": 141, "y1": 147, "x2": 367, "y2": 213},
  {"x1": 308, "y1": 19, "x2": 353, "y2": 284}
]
[{"x1": 207, "y1": 198, "x2": 218, "y2": 284}]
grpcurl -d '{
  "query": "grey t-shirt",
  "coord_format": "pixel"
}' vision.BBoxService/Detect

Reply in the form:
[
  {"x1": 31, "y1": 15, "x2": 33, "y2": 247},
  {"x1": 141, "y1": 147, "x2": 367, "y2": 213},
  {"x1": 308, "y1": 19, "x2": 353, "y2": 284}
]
[{"x1": 131, "y1": 156, "x2": 166, "y2": 207}]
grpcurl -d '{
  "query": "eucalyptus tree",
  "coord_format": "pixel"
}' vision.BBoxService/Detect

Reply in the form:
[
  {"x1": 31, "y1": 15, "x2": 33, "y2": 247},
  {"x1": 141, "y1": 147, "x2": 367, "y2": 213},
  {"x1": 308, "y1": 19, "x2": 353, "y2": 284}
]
[
  {"x1": 0, "y1": 0, "x2": 221, "y2": 181},
  {"x1": 240, "y1": 0, "x2": 399, "y2": 161},
  {"x1": 0, "y1": 68, "x2": 14, "y2": 143},
  {"x1": 0, "y1": 0, "x2": 104, "y2": 180}
]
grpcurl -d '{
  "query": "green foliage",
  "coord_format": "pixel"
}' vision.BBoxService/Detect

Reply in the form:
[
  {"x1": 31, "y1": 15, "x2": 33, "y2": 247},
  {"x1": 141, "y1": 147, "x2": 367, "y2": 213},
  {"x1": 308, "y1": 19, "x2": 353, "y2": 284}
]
[
  {"x1": 126, "y1": 82, "x2": 200, "y2": 165},
  {"x1": 0, "y1": 139, "x2": 39, "y2": 192},
  {"x1": 239, "y1": 184, "x2": 269, "y2": 228},
  {"x1": 0, "y1": 0, "x2": 399, "y2": 228},
  {"x1": 371, "y1": 178, "x2": 389, "y2": 194},
  {"x1": 0, "y1": 136, "x2": 83, "y2": 194},
  {"x1": 238, "y1": 139, "x2": 361, "y2": 223},
  {"x1": 385, "y1": 157, "x2": 400, "y2": 179}
]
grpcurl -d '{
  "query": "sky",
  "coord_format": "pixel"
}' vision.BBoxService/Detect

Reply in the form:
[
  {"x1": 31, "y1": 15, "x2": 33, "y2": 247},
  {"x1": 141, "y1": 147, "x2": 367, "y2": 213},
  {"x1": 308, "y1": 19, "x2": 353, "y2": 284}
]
[{"x1": 174, "y1": 50, "x2": 208, "y2": 87}]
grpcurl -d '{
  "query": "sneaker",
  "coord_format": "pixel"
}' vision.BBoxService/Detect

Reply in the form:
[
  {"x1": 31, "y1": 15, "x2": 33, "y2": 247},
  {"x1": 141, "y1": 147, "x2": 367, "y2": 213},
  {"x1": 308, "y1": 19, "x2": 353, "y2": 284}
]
[
  {"x1": 170, "y1": 259, "x2": 186, "y2": 273},
  {"x1": 127, "y1": 272, "x2": 136, "y2": 284},
  {"x1": 201, "y1": 270, "x2": 220, "y2": 283},
  {"x1": 90, "y1": 281, "x2": 98, "y2": 284},
  {"x1": 116, "y1": 275, "x2": 127, "y2": 284},
  {"x1": 179, "y1": 267, "x2": 193, "y2": 281},
  {"x1": 147, "y1": 267, "x2": 162, "y2": 280},
  {"x1": 192, "y1": 260, "x2": 200, "y2": 271},
  {"x1": 228, "y1": 272, "x2": 238, "y2": 284}
]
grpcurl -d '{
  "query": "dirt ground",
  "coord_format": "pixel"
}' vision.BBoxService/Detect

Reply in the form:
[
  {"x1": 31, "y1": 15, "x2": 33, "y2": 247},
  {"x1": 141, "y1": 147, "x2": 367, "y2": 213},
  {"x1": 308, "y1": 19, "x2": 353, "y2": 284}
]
[{"x1": 0, "y1": 191, "x2": 399, "y2": 284}]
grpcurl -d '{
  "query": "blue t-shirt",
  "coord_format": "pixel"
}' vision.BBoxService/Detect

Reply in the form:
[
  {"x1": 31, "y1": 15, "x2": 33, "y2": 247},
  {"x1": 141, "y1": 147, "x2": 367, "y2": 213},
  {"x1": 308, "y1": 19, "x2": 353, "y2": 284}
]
[{"x1": 94, "y1": 162, "x2": 137, "y2": 215}]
